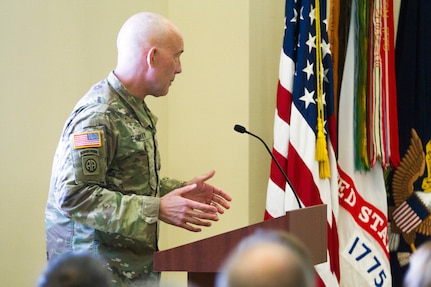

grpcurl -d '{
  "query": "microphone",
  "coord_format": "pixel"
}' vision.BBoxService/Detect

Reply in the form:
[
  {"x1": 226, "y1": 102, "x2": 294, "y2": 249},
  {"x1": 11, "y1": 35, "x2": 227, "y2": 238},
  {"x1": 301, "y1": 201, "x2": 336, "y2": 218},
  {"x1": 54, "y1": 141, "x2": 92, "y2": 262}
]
[{"x1": 233, "y1": 124, "x2": 302, "y2": 208}]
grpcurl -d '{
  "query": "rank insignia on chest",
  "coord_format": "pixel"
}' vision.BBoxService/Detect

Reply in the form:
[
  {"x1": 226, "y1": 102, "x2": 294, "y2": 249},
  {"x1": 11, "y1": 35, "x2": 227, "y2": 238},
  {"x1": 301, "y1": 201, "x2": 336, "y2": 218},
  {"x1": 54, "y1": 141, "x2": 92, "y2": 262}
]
[{"x1": 73, "y1": 131, "x2": 102, "y2": 149}]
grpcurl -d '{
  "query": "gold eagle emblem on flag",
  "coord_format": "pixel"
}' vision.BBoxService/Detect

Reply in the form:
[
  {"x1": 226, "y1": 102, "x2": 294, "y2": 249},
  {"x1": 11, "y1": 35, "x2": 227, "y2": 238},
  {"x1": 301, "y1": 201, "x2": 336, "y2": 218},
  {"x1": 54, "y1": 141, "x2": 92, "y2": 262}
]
[{"x1": 391, "y1": 129, "x2": 431, "y2": 251}]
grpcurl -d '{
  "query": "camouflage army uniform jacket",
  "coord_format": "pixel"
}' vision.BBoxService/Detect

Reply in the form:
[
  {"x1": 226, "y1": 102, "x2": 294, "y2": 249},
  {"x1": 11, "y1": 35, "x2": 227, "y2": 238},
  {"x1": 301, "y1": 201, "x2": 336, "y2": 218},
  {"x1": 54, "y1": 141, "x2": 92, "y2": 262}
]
[{"x1": 45, "y1": 72, "x2": 185, "y2": 286}]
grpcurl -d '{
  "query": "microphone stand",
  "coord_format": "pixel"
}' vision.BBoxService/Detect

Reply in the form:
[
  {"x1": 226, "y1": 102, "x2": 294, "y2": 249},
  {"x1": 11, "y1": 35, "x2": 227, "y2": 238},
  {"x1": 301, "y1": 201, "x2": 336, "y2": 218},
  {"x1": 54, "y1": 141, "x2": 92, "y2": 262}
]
[{"x1": 234, "y1": 124, "x2": 302, "y2": 208}]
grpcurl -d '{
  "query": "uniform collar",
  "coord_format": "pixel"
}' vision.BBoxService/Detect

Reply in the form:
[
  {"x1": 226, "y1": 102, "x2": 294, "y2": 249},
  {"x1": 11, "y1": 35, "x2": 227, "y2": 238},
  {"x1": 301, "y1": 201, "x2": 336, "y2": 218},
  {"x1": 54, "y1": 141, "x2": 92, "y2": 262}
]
[{"x1": 107, "y1": 71, "x2": 158, "y2": 129}]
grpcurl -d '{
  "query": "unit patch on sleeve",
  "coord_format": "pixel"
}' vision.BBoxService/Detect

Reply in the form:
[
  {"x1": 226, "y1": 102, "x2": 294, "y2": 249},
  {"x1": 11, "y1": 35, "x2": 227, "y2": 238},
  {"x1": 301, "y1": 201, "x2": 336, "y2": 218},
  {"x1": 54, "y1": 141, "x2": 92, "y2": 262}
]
[
  {"x1": 70, "y1": 129, "x2": 107, "y2": 183},
  {"x1": 73, "y1": 131, "x2": 102, "y2": 149},
  {"x1": 79, "y1": 149, "x2": 100, "y2": 176}
]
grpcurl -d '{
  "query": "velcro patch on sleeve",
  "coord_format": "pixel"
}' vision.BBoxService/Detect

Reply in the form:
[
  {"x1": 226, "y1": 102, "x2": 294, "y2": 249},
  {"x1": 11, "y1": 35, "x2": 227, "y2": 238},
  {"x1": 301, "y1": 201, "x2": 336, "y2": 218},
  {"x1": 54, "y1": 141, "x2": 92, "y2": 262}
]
[{"x1": 73, "y1": 131, "x2": 102, "y2": 149}]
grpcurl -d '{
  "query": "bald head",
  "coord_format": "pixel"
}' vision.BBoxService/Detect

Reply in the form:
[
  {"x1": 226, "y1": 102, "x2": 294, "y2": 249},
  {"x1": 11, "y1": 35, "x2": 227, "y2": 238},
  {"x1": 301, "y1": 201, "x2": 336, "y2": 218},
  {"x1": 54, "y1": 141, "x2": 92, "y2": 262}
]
[
  {"x1": 216, "y1": 230, "x2": 315, "y2": 287},
  {"x1": 116, "y1": 12, "x2": 177, "y2": 61},
  {"x1": 229, "y1": 242, "x2": 304, "y2": 287},
  {"x1": 114, "y1": 12, "x2": 184, "y2": 98}
]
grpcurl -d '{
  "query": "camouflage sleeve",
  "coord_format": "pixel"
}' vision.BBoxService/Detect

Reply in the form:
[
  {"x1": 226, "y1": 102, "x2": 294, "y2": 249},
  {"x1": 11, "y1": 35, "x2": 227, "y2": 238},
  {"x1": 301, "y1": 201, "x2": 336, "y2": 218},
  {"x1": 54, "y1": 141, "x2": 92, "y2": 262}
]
[
  {"x1": 159, "y1": 177, "x2": 186, "y2": 196},
  {"x1": 62, "y1": 183, "x2": 160, "y2": 242},
  {"x1": 55, "y1": 104, "x2": 160, "y2": 242}
]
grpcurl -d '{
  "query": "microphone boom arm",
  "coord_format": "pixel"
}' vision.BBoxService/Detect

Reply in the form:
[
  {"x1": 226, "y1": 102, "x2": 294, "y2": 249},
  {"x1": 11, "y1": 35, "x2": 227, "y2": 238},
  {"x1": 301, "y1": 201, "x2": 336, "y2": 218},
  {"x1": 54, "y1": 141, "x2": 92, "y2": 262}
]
[{"x1": 234, "y1": 124, "x2": 302, "y2": 208}]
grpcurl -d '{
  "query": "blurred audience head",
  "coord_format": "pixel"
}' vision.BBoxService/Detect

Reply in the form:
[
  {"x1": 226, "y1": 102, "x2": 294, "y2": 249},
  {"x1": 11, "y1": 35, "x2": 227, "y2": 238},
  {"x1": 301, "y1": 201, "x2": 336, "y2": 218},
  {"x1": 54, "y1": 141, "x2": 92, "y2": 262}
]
[
  {"x1": 404, "y1": 240, "x2": 431, "y2": 287},
  {"x1": 215, "y1": 229, "x2": 315, "y2": 287},
  {"x1": 38, "y1": 252, "x2": 112, "y2": 287}
]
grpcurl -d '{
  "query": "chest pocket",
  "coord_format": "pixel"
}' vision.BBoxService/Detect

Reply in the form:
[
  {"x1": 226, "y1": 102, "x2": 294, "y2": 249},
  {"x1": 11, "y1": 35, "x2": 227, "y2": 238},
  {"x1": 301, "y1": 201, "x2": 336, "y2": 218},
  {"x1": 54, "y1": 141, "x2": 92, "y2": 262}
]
[{"x1": 111, "y1": 129, "x2": 159, "y2": 195}]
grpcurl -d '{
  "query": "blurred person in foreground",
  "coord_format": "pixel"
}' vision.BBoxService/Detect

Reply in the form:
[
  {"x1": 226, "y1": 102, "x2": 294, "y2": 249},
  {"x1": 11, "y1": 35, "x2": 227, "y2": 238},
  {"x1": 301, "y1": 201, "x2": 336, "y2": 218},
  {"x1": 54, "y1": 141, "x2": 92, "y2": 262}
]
[
  {"x1": 215, "y1": 230, "x2": 315, "y2": 287},
  {"x1": 38, "y1": 252, "x2": 112, "y2": 287},
  {"x1": 45, "y1": 11, "x2": 232, "y2": 287},
  {"x1": 403, "y1": 240, "x2": 431, "y2": 287}
]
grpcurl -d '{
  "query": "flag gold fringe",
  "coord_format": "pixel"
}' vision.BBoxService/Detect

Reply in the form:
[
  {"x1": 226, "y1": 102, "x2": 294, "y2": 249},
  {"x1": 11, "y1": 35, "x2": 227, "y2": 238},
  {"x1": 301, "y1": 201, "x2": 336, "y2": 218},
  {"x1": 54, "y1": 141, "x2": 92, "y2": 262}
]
[
  {"x1": 314, "y1": 0, "x2": 330, "y2": 178},
  {"x1": 315, "y1": 118, "x2": 328, "y2": 161}
]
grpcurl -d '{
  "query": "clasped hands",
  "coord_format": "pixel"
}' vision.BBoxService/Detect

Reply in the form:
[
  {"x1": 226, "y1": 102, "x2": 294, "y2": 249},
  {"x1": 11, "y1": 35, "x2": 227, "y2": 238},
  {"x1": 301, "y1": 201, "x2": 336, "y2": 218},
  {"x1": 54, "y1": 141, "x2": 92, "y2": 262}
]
[{"x1": 159, "y1": 170, "x2": 232, "y2": 232}]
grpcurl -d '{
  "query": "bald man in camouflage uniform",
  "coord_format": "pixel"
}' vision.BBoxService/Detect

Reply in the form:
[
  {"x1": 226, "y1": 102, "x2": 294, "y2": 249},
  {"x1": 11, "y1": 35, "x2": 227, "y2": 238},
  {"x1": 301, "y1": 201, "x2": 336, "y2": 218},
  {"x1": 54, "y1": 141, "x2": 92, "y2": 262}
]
[{"x1": 45, "y1": 12, "x2": 231, "y2": 287}]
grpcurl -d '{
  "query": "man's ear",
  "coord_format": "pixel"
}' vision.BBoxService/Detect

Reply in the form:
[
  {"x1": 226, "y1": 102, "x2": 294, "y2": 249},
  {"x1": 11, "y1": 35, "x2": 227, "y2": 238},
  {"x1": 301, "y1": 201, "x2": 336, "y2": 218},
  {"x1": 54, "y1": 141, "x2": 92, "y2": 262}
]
[{"x1": 146, "y1": 47, "x2": 157, "y2": 68}]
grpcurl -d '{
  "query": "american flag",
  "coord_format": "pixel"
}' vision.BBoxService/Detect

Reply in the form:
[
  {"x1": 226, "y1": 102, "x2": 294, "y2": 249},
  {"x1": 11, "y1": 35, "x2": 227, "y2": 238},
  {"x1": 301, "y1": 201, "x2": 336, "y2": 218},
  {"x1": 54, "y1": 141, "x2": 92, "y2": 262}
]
[
  {"x1": 265, "y1": 0, "x2": 340, "y2": 286},
  {"x1": 73, "y1": 131, "x2": 102, "y2": 149}
]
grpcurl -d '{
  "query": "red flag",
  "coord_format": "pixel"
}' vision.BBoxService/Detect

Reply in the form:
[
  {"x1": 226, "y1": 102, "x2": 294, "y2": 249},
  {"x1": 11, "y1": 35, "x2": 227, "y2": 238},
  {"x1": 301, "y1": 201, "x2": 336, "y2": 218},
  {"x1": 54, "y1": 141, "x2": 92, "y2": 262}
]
[{"x1": 265, "y1": 0, "x2": 340, "y2": 285}]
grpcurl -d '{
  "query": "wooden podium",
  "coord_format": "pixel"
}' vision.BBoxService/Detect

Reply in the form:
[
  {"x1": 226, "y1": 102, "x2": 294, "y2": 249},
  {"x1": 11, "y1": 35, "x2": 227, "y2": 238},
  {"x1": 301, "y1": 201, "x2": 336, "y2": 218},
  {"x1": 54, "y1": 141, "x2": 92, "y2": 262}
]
[{"x1": 154, "y1": 204, "x2": 327, "y2": 287}]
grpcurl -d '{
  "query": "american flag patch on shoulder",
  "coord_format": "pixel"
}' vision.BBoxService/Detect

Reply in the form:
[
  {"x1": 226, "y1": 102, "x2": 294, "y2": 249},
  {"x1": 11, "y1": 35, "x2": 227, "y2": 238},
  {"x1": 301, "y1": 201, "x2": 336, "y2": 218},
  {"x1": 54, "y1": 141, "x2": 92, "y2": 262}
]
[{"x1": 73, "y1": 131, "x2": 102, "y2": 149}]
